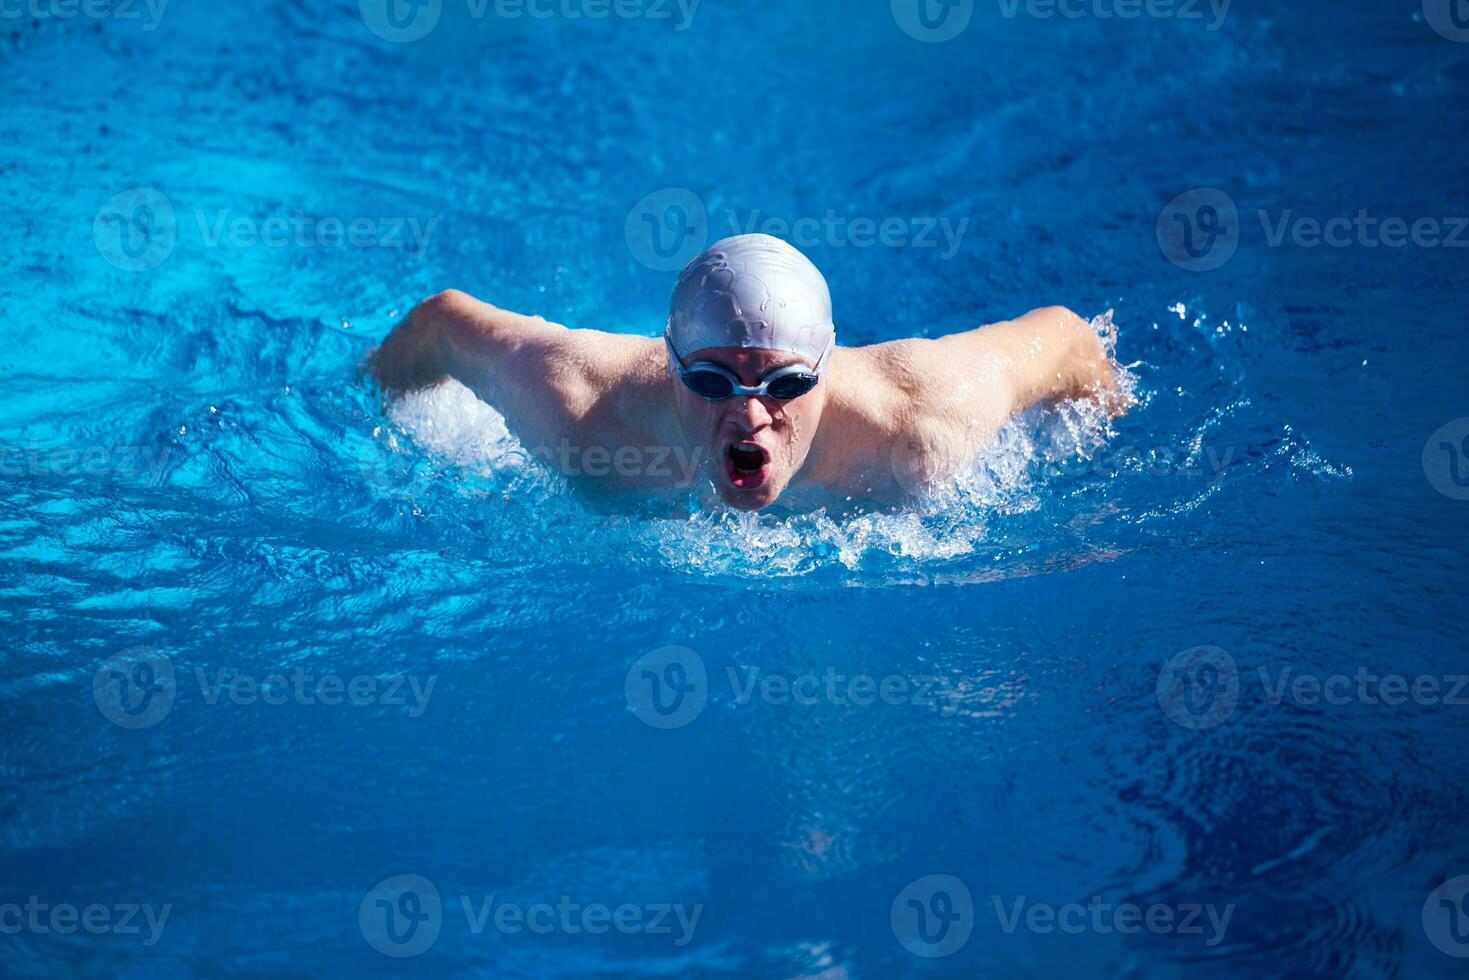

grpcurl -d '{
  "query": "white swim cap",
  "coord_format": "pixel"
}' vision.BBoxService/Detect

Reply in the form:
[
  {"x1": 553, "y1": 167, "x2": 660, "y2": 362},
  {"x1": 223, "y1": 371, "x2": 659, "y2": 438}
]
[{"x1": 665, "y1": 234, "x2": 836, "y2": 373}]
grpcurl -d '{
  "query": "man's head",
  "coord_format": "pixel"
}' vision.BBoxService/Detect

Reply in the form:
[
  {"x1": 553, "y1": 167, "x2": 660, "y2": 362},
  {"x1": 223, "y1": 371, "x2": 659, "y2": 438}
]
[{"x1": 665, "y1": 235, "x2": 836, "y2": 510}]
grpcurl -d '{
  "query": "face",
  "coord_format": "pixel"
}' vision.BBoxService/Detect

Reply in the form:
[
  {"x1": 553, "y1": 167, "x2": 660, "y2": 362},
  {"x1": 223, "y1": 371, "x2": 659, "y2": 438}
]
[{"x1": 672, "y1": 346, "x2": 829, "y2": 511}]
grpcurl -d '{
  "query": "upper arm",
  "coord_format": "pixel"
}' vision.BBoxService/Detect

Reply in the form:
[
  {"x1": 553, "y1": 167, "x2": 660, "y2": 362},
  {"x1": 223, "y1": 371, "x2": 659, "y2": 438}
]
[{"x1": 398, "y1": 290, "x2": 617, "y2": 446}]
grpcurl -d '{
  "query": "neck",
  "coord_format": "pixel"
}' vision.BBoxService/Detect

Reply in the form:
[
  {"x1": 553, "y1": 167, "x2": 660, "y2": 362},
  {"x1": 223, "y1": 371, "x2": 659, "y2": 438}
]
[{"x1": 792, "y1": 349, "x2": 857, "y2": 489}]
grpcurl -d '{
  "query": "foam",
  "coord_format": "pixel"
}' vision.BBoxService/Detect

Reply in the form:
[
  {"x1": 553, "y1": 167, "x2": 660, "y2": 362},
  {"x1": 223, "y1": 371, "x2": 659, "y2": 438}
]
[
  {"x1": 367, "y1": 315, "x2": 1133, "y2": 576},
  {"x1": 369, "y1": 310, "x2": 1345, "y2": 579}
]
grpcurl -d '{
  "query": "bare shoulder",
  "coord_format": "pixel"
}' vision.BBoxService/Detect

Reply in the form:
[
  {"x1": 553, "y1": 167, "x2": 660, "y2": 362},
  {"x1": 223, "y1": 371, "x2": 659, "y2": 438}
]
[
  {"x1": 816, "y1": 338, "x2": 993, "y2": 470},
  {"x1": 811, "y1": 308, "x2": 1099, "y2": 496}
]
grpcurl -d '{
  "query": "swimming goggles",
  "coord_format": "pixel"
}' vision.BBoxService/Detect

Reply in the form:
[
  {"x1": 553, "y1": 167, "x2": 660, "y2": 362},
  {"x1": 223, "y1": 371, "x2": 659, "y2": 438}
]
[{"x1": 664, "y1": 333, "x2": 834, "y2": 401}]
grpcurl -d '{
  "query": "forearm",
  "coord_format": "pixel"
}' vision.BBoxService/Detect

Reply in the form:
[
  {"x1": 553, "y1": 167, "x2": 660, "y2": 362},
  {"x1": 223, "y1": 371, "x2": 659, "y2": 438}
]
[
  {"x1": 366, "y1": 292, "x2": 455, "y2": 396},
  {"x1": 1001, "y1": 307, "x2": 1126, "y2": 415}
]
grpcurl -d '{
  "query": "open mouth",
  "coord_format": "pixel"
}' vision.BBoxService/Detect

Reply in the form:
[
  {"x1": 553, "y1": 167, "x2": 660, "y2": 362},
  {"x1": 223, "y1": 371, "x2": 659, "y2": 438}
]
[{"x1": 725, "y1": 441, "x2": 772, "y2": 491}]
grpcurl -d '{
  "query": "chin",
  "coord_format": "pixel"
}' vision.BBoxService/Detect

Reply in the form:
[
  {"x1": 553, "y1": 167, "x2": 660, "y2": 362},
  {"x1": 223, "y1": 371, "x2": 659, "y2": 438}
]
[{"x1": 716, "y1": 476, "x2": 785, "y2": 511}]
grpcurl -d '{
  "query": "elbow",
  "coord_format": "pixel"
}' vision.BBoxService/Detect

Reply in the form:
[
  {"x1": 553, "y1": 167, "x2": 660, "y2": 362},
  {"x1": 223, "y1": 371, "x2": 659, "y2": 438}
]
[
  {"x1": 1031, "y1": 305, "x2": 1089, "y2": 334},
  {"x1": 418, "y1": 288, "x2": 478, "y2": 320},
  {"x1": 1034, "y1": 305, "x2": 1100, "y2": 356},
  {"x1": 1034, "y1": 305, "x2": 1127, "y2": 412},
  {"x1": 414, "y1": 289, "x2": 494, "y2": 352}
]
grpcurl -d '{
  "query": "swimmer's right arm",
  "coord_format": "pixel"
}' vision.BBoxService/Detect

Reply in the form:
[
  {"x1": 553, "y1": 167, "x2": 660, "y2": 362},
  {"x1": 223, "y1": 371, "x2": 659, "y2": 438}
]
[
  {"x1": 370, "y1": 290, "x2": 540, "y2": 393},
  {"x1": 367, "y1": 290, "x2": 591, "y2": 439}
]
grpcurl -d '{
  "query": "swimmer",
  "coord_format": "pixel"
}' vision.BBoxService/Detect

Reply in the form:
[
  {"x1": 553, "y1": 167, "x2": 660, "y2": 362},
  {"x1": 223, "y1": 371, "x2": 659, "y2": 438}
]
[{"x1": 368, "y1": 234, "x2": 1128, "y2": 510}]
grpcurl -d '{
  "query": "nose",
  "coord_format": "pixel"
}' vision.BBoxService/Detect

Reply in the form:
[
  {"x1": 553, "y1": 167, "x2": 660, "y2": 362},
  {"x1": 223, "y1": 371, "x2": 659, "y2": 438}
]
[{"x1": 728, "y1": 395, "x2": 774, "y2": 432}]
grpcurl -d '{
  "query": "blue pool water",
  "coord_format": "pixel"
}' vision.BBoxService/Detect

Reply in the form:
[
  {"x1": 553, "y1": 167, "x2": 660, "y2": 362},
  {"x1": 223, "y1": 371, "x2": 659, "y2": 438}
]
[{"x1": 3, "y1": 0, "x2": 1468, "y2": 975}]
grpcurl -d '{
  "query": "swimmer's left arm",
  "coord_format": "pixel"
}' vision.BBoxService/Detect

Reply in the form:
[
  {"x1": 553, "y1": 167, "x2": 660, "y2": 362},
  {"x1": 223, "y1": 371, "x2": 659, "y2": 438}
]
[{"x1": 954, "y1": 306, "x2": 1129, "y2": 421}]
